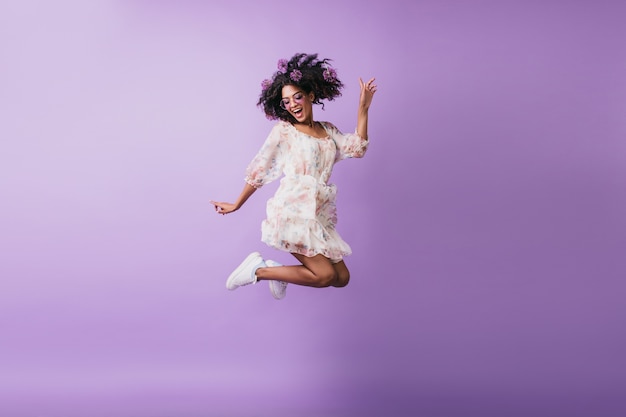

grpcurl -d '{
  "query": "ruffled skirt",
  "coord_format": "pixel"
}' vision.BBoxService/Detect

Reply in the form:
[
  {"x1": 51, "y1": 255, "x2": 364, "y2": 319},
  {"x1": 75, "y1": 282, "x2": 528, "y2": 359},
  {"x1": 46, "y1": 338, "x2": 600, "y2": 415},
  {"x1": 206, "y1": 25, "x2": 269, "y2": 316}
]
[{"x1": 260, "y1": 175, "x2": 352, "y2": 260}]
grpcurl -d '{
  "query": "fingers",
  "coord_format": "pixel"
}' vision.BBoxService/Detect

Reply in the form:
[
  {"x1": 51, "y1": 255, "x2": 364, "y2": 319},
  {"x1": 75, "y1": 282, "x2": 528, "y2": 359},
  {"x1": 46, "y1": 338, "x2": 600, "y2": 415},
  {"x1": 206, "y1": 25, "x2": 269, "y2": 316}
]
[
  {"x1": 210, "y1": 200, "x2": 228, "y2": 215},
  {"x1": 359, "y1": 77, "x2": 377, "y2": 94},
  {"x1": 367, "y1": 77, "x2": 377, "y2": 93}
]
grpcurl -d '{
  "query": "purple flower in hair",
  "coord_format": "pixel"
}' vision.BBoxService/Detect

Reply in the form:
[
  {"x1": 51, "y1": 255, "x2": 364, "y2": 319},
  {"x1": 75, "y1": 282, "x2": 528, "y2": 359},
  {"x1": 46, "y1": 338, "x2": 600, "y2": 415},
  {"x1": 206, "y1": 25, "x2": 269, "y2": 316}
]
[
  {"x1": 261, "y1": 78, "x2": 272, "y2": 92},
  {"x1": 277, "y1": 59, "x2": 288, "y2": 73},
  {"x1": 289, "y1": 69, "x2": 302, "y2": 82},
  {"x1": 323, "y1": 67, "x2": 337, "y2": 82}
]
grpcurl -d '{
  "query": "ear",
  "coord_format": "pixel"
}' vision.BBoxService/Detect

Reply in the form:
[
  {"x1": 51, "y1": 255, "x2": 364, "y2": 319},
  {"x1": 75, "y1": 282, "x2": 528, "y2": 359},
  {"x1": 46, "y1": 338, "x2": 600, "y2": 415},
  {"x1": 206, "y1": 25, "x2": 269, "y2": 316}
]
[{"x1": 309, "y1": 92, "x2": 315, "y2": 101}]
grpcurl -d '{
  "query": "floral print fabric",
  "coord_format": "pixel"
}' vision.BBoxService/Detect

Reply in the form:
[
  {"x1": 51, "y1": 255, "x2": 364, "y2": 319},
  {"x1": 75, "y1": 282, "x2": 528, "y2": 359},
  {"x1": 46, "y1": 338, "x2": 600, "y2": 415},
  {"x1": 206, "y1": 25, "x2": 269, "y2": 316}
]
[{"x1": 245, "y1": 121, "x2": 368, "y2": 260}]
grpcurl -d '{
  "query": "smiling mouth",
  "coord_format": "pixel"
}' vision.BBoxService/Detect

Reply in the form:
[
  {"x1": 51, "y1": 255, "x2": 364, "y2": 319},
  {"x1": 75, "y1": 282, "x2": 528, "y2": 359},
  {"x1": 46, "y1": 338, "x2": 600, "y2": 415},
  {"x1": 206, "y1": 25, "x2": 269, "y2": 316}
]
[{"x1": 291, "y1": 108, "x2": 303, "y2": 116}]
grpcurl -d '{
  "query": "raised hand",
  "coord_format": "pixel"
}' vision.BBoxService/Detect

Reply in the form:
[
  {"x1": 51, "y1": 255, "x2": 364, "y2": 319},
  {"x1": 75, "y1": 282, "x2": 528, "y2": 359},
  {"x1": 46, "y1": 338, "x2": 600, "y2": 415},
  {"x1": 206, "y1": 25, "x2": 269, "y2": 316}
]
[{"x1": 359, "y1": 77, "x2": 377, "y2": 110}]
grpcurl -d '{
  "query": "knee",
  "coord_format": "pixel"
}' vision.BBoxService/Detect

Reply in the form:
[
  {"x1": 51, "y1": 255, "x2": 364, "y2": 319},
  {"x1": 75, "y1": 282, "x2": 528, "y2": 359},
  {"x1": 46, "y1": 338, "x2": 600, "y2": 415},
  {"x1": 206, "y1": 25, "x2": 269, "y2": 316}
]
[{"x1": 335, "y1": 270, "x2": 350, "y2": 288}]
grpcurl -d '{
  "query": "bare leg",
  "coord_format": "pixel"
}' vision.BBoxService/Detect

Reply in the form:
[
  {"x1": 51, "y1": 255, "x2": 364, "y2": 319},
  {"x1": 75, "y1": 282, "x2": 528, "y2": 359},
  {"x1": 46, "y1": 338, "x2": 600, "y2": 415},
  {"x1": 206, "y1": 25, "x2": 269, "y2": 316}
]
[
  {"x1": 256, "y1": 253, "x2": 350, "y2": 288},
  {"x1": 331, "y1": 260, "x2": 350, "y2": 288}
]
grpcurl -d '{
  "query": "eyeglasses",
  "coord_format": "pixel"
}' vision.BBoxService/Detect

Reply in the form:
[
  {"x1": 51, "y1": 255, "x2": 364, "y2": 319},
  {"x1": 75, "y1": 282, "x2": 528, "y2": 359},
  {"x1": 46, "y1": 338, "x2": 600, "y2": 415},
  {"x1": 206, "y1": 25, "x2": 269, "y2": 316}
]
[{"x1": 280, "y1": 92, "x2": 305, "y2": 110}]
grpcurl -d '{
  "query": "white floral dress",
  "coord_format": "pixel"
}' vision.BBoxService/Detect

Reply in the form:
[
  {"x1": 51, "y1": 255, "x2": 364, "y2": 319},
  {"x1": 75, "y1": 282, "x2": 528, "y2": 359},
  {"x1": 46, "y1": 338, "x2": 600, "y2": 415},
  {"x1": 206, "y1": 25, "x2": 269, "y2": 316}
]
[{"x1": 245, "y1": 121, "x2": 368, "y2": 261}]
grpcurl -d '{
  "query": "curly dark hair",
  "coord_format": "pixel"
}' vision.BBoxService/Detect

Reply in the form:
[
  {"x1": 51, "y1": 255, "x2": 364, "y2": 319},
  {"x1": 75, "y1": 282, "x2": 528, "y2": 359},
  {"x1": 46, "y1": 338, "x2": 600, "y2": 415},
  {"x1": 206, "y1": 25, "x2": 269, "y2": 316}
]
[{"x1": 257, "y1": 53, "x2": 344, "y2": 122}]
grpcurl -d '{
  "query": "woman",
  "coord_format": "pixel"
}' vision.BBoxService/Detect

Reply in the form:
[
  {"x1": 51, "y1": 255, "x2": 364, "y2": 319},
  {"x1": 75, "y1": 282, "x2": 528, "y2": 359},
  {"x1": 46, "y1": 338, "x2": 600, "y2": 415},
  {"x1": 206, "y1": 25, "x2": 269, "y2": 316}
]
[{"x1": 211, "y1": 52, "x2": 377, "y2": 300}]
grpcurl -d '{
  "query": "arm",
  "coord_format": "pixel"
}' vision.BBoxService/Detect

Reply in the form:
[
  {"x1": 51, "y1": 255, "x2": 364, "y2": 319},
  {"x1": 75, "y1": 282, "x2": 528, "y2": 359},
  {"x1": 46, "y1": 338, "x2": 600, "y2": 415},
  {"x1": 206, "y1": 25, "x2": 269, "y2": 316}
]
[
  {"x1": 356, "y1": 77, "x2": 377, "y2": 140},
  {"x1": 210, "y1": 183, "x2": 257, "y2": 215},
  {"x1": 211, "y1": 123, "x2": 285, "y2": 215},
  {"x1": 327, "y1": 77, "x2": 377, "y2": 161}
]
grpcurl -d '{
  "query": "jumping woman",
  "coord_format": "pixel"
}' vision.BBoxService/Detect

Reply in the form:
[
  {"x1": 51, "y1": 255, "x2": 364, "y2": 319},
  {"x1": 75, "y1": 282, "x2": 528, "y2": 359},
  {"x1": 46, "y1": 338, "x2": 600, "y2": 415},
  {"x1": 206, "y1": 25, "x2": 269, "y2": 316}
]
[{"x1": 211, "y1": 52, "x2": 377, "y2": 300}]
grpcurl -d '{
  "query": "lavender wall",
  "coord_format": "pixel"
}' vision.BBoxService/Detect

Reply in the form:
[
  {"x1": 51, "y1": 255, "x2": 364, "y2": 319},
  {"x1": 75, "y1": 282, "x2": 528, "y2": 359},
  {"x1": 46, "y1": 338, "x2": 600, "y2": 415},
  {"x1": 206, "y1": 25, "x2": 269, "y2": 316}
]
[{"x1": 1, "y1": 1, "x2": 624, "y2": 416}]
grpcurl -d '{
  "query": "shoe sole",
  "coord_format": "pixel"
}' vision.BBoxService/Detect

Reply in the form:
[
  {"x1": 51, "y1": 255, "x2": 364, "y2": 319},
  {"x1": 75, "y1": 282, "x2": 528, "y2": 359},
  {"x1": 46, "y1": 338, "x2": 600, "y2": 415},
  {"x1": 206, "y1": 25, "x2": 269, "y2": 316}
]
[
  {"x1": 265, "y1": 261, "x2": 286, "y2": 300},
  {"x1": 269, "y1": 280, "x2": 286, "y2": 300},
  {"x1": 226, "y1": 252, "x2": 261, "y2": 290}
]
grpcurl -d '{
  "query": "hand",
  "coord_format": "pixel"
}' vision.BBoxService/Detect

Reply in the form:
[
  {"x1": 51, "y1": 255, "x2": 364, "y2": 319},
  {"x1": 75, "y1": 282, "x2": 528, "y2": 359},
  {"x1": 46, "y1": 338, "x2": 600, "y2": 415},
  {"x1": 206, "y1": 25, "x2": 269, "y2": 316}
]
[
  {"x1": 210, "y1": 200, "x2": 238, "y2": 215},
  {"x1": 359, "y1": 77, "x2": 377, "y2": 110}
]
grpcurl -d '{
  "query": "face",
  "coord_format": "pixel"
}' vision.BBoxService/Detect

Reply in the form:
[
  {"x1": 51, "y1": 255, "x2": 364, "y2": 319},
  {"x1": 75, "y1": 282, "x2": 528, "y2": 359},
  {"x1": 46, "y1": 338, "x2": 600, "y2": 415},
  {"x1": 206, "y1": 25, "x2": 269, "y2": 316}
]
[{"x1": 281, "y1": 84, "x2": 314, "y2": 124}]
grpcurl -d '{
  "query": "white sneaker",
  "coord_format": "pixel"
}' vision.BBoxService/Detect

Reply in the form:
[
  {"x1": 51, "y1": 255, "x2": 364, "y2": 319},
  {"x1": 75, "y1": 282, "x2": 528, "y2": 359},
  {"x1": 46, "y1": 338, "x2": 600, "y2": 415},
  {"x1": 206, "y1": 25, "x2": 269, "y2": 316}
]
[
  {"x1": 226, "y1": 252, "x2": 265, "y2": 290},
  {"x1": 265, "y1": 260, "x2": 287, "y2": 300}
]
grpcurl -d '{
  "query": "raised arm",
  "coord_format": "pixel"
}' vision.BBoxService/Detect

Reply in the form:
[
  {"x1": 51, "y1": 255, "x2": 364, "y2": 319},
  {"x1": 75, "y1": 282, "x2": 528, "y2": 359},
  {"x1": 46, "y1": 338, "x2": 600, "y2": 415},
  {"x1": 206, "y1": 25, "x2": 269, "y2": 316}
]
[{"x1": 357, "y1": 77, "x2": 377, "y2": 140}]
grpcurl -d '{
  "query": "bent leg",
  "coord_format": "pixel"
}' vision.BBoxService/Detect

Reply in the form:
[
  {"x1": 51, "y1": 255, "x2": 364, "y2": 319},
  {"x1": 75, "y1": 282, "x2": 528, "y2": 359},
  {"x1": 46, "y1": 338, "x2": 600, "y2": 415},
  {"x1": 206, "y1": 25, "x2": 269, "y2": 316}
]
[
  {"x1": 331, "y1": 260, "x2": 350, "y2": 288},
  {"x1": 256, "y1": 253, "x2": 344, "y2": 288}
]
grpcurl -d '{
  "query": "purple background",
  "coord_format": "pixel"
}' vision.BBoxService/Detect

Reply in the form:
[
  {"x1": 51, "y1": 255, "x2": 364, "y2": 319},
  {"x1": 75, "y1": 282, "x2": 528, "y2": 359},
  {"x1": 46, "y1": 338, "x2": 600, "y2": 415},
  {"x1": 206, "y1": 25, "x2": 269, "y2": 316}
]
[{"x1": 1, "y1": 1, "x2": 625, "y2": 416}]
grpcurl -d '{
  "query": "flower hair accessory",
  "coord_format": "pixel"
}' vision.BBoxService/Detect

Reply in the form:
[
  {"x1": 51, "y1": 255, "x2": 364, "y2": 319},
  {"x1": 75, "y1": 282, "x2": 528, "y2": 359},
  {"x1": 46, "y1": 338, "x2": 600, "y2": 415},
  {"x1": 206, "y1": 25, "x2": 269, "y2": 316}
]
[
  {"x1": 261, "y1": 79, "x2": 272, "y2": 92},
  {"x1": 289, "y1": 69, "x2": 302, "y2": 82},
  {"x1": 323, "y1": 66, "x2": 337, "y2": 82},
  {"x1": 277, "y1": 59, "x2": 288, "y2": 74}
]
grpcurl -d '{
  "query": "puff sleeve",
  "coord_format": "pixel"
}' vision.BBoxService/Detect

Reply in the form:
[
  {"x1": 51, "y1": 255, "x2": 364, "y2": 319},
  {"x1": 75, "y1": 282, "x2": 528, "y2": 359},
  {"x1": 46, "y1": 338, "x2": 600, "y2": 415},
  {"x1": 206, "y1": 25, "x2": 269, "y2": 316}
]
[
  {"x1": 244, "y1": 123, "x2": 286, "y2": 188},
  {"x1": 323, "y1": 121, "x2": 369, "y2": 162}
]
